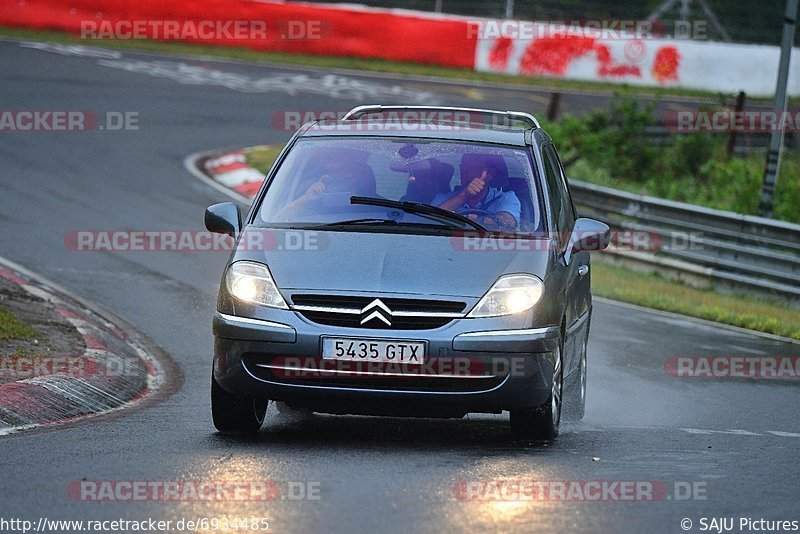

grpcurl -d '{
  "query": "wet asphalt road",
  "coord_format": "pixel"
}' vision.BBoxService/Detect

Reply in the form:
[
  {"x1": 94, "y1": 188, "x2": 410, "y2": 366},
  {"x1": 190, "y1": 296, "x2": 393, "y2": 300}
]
[{"x1": 0, "y1": 39, "x2": 799, "y2": 533}]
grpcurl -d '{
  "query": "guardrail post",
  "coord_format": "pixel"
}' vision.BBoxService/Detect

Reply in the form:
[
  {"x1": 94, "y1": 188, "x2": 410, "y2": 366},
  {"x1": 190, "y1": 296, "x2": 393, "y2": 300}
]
[
  {"x1": 505, "y1": 0, "x2": 515, "y2": 19},
  {"x1": 546, "y1": 92, "x2": 561, "y2": 122},
  {"x1": 727, "y1": 91, "x2": 746, "y2": 158},
  {"x1": 759, "y1": 0, "x2": 798, "y2": 218}
]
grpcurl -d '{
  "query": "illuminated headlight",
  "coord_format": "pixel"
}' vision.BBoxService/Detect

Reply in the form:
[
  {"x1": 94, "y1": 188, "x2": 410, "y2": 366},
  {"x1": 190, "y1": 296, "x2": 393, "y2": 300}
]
[
  {"x1": 468, "y1": 274, "x2": 544, "y2": 318},
  {"x1": 225, "y1": 261, "x2": 288, "y2": 309}
]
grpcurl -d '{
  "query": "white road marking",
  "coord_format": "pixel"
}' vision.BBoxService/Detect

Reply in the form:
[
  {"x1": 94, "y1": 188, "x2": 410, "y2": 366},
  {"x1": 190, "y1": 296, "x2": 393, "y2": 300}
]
[
  {"x1": 680, "y1": 428, "x2": 761, "y2": 436},
  {"x1": 575, "y1": 425, "x2": 799, "y2": 438},
  {"x1": 18, "y1": 39, "x2": 441, "y2": 103},
  {"x1": 766, "y1": 430, "x2": 800, "y2": 437},
  {"x1": 96, "y1": 58, "x2": 441, "y2": 103},
  {"x1": 19, "y1": 41, "x2": 122, "y2": 59},
  {"x1": 726, "y1": 345, "x2": 769, "y2": 355}
]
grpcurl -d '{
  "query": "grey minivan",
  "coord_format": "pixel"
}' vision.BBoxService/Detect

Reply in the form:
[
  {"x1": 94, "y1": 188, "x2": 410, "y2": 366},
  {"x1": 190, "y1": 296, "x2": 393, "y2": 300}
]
[{"x1": 205, "y1": 106, "x2": 610, "y2": 440}]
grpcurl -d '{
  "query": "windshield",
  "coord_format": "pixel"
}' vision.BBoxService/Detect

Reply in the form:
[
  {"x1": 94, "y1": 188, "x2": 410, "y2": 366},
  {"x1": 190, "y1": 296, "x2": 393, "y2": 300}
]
[{"x1": 256, "y1": 137, "x2": 542, "y2": 235}]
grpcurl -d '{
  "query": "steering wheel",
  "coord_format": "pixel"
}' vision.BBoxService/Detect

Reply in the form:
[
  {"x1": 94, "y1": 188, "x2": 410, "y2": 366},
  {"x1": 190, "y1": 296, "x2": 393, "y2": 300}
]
[
  {"x1": 456, "y1": 208, "x2": 495, "y2": 219},
  {"x1": 456, "y1": 208, "x2": 502, "y2": 229}
]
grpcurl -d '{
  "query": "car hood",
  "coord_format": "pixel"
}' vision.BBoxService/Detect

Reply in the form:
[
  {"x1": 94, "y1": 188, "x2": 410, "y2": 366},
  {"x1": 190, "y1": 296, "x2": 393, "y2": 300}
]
[{"x1": 235, "y1": 228, "x2": 552, "y2": 298}]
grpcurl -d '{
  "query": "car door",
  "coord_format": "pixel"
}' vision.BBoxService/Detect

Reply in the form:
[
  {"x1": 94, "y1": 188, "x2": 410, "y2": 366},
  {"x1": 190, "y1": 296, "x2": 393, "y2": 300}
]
[{"x1": 541, "y1": 143, "x2": 581, "y2": 374}]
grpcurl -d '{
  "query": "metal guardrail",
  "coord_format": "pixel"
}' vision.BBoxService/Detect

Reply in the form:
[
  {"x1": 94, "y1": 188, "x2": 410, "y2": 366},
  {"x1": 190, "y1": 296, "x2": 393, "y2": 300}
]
[
  {"x1": 569, "y1": 179, "x2": 800, "y2": 302},
  {"x1": 642, "y1": 126, "x2": 799, "y2": 154}
]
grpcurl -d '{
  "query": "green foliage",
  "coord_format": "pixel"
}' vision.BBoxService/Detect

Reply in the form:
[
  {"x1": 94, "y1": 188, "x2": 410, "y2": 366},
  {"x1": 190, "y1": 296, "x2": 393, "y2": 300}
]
[
  {"x1": 772, "y1": 155, "x2": 800, "y2": 222},
  {"x1": 245, "y1": 146, "x2": 282, "y2": 175},
  {"x1": 0, "y1": 306, "x2": 36, "y2": 342},
  {"x1": 547, "y1": 98, "x2": 658, "y2": 184},
  {"x1": 669, "y1": 133, "x2": 719, "y2": 179},
  {"x1": 548, "y1": 99, "x2": 800, "y2": 223}
]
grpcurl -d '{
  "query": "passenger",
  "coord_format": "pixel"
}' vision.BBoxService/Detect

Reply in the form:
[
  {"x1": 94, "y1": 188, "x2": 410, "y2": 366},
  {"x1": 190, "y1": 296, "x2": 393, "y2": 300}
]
[{"x1": 434, "y1": 154, "x2": 520, "y2": 231}]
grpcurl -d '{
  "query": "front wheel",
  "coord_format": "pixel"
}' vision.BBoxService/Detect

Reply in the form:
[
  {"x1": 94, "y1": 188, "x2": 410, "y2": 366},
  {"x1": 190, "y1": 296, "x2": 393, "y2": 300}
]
[
  {"x1": 574, "y1": 340, "x2": 587, "y2": 420},
  {"x1": 211, "y1": 375, "x2": 268, "y2": 435},
  {"x1": 510, "y1": 340, "x2": 563, "y2": 440},
  {"x1": 563, "y1": 335, "x2": 587, "y2": 422}
]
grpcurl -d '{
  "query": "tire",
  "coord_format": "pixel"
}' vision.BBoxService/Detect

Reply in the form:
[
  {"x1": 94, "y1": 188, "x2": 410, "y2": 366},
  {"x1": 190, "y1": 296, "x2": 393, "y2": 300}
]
[
  {"x1": 563, "y1": 335, "x2": 587, "y2": 422},
  {"x1": 574, "y1": 339, "x2": 587, "y2": 420},
  {"x1": 211, "y1": 375, "x2": 269, "y2": 435},
  {"x1": 510, "y1": 338, "x2": 563, "y2": 440}
]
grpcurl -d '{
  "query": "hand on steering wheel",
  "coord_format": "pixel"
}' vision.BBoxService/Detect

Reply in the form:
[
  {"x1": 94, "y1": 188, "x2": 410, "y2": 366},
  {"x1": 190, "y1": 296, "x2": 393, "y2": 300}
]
[{"x1": 456, "y1": 208, "x2": 500, "y2": 228}]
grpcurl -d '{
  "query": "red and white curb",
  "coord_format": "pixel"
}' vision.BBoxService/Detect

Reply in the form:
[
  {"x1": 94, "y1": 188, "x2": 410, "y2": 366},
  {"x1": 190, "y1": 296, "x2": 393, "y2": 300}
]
[
  {"x1": 184, "y1": 147, "x2": 269, "y2": 204},
  {"x1": 0, "y1": 257, "x2": 166, "y2": 436}
]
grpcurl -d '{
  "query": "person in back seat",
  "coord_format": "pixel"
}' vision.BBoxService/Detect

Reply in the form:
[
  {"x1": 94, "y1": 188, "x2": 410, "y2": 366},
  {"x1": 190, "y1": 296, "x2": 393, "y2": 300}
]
[{"x1": 402, "y1": 158, "x2": 454, "y2": 204}]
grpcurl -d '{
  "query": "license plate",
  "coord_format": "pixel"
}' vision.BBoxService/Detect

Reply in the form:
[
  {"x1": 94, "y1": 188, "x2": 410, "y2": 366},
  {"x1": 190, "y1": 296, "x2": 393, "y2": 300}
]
[{"x1": 322, "y1": 337, "x2": 426, "y2": 364}]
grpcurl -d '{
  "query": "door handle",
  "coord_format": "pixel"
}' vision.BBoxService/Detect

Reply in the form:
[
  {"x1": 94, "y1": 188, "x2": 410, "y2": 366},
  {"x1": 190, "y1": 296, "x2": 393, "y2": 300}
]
[{"x1": 578, "y1": 265, "x2": 589, "y2": 276}]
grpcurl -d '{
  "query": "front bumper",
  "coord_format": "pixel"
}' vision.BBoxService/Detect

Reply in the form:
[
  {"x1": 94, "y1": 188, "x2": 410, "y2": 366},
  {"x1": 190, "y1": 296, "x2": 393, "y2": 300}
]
[{"x1": 212, "y1": 310, "x2": 560, "y2": 416}]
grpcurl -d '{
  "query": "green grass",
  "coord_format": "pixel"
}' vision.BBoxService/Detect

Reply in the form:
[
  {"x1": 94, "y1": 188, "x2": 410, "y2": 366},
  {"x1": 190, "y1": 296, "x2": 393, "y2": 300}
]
[
  {"x1": 245, "y1": 145, "x2": 282, "y2": 175},
  {"x1": 1, "y1": 25, "x2": 786, "y2": 104},
  {"x1": 0, "y1": 306, "x2": 36, "y2": 342},
  {"x1": 592, "y1": 260, "x2": 800, "y2": 340}
]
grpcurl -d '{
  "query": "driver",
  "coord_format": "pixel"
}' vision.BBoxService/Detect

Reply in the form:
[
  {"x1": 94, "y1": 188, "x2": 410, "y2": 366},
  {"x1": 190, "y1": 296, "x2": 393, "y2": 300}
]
[
  {"x1": 434, "y1": 154, "x2": 520, "y2": 231},
  {"x1": 275, "y1": 160, "x2": 376, "y2": 219}
]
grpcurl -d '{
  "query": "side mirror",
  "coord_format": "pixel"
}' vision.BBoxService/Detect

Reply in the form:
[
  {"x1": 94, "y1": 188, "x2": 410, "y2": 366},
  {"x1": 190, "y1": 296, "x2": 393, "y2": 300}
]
[
  {"x1": 204, "y1": 202, "x2": 241, "y2": 237},
  {"x1": 570, "y1": 217, "x2": 610, "y2": 254}
]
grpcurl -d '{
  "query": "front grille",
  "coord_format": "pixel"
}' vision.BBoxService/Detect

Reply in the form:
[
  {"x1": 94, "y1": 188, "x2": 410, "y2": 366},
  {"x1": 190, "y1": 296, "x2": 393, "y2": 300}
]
[
  {"x1": 243, "y1": 354, "x2": 505, "y2": 393},
  {"x1": 291, "y1": 294, "x2": 466, "y2": 330}
]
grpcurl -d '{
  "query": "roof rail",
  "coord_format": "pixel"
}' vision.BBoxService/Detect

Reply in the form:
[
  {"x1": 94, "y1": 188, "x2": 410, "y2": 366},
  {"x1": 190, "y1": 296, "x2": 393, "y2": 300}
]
[{"x1": 341, "y1": 105, "x2": 540, "y2": 129}]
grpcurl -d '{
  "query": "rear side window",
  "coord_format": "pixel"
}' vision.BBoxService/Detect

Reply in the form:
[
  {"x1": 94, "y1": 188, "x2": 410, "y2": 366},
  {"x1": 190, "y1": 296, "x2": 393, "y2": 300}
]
[
  {"x1": 542, "y1": 144, "x2": 575, "y2": 249},
  {"x1": 549, "y1": 144, "x2": 577, "y2": 223}
]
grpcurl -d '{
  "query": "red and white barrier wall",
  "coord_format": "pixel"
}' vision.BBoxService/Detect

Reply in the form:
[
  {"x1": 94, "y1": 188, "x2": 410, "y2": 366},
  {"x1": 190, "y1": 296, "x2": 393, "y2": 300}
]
[
  {"x1": 1, "y1": 0, "x2": 798, "y2": 96},
  {"x1": 0, "y1": 0, "x2": 473, "y2": 68},
  {"x1": 473, "y1": 27, "x2": 800, "y2": 96}
]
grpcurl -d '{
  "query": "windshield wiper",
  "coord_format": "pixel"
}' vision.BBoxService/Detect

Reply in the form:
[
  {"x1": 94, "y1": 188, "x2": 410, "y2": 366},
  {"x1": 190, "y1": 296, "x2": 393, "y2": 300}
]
[
  {"x1": 308, "y1": 218, "x2": 464, "y2": 232},
  {"x1": 349, "y1": 196, "x2": 487, "y2": 233},
  {"x1": 308, "y1": 218, "x2": 401, "y2": 228}
]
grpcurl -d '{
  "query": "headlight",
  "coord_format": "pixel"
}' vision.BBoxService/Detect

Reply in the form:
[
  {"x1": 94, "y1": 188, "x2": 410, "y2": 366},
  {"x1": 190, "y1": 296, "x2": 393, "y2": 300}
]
[
  {"x1": 467, "y1": 274, "x2": 544, "y2": 318},
  {"x1": 225, "y1": 261, "x2": 288, "y2": 309}
]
